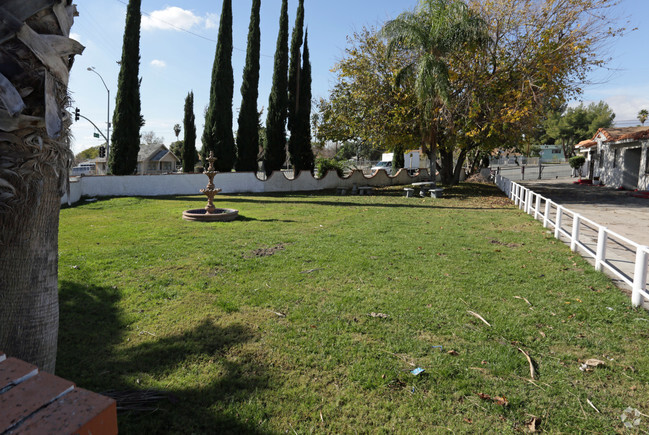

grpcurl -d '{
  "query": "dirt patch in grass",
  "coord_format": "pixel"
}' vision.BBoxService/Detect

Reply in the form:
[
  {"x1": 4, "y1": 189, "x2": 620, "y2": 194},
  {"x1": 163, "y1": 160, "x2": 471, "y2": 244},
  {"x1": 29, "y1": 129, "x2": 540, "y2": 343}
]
[
  {"x1": 489, "y1": 239, "x2": 521, "y2": 248},
  {"x1": 245, "y1": 243, "x2": 287, "y2": 258}
]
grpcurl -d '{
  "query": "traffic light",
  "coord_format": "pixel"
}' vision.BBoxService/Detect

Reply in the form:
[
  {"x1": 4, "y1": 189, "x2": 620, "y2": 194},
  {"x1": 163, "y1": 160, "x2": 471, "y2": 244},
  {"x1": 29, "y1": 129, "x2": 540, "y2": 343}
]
[
  {"x1": 74, "y1": 107, "x2": 80, "y2": 121},
  {"x1": 99, "y1": 146, "x2": 105, "y2": 158}
]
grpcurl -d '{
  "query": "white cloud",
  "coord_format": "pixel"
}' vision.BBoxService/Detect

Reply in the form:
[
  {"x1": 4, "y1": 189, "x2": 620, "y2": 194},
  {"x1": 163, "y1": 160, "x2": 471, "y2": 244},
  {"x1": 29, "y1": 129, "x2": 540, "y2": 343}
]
[
  {"x1": 141, "y1": 7, "x2": 216, "y2": 32},
  {"x1": 579, "y1": 87, "x2": 649, "y2": 125},
  {"x1": 204, "y1": 13, "x2": 219, "y2": 29},
  {"x1": 150, "y1": 59, "x2": 166, "y2": 68}
]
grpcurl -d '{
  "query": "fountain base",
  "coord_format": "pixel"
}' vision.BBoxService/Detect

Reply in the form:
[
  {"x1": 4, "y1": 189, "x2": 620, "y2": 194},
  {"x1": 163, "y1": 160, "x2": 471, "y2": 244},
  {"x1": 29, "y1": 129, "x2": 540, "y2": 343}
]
[{"x1": 182, "y1": 208, "x2": 239, "y2": 222}]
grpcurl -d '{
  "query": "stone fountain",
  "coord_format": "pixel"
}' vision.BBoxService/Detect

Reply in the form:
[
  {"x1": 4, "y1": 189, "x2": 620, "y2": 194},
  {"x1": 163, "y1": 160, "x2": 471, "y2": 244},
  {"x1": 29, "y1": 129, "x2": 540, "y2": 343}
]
[{"x1": 182, "y1": 151, "x2": 239, "y2": 222}]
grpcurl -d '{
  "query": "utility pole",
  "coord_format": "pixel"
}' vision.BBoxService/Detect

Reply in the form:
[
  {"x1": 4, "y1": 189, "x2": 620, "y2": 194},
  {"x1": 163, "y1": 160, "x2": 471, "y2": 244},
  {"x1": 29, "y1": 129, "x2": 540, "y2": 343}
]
[{"x1": 87, "y1": 67, "x2": 111, "y2": 160}]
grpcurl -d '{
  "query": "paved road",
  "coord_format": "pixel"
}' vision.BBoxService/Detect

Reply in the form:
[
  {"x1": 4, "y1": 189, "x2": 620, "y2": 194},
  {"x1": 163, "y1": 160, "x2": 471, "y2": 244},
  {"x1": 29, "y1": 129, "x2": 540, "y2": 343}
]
[
  {"x1": 517, "y1": 178, "x2": 649, "y2": 308},
  {"x1": 496, "y1": 163, "x2": 572, "y2": 181}
]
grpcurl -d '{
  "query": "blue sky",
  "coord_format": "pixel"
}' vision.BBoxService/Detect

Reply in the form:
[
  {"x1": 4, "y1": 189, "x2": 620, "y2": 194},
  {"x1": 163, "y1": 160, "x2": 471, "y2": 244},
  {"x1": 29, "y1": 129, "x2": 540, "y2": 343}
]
[{"x1": 69, "y1": 0, "x2": 649, "y2": 155}]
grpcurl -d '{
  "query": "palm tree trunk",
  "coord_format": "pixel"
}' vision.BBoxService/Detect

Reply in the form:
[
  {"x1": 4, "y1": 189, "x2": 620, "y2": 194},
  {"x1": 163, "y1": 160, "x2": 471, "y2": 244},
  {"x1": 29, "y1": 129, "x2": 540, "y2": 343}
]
[
  {"x1": 0, "y1": 1, "x2": 83, "y2": 373},
  {"x1": 425, "y1": 125, "x2": 438, "y2": 187}
]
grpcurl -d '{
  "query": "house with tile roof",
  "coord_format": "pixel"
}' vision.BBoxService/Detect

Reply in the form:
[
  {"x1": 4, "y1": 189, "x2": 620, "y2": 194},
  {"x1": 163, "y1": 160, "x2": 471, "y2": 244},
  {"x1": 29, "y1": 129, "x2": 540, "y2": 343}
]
[
  {"x1": 86, "y1": 143, "x2": 180, "y2": 175},
  {"x1": 575, "y1": 126, "x2": 649, "y2": 190}
]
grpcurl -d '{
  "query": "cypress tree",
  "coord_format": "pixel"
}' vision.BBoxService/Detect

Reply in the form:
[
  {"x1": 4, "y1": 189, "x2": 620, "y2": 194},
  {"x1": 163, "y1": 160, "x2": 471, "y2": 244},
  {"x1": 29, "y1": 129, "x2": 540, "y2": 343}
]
[
  {"x1": 264, "y1": 0, "x2": 289, "y2": 176},
  {"x1": 391, "y1": 146, "x2": 405, "y2": 175},
  {"x1": 182, "y1": 91, "x2": 196, "y2": 173},
  {"x1": 202, "y1": 0, "x2": 235, "y2": 172},
  {"x1": 235, "y1": 0, "x2": 261, "y2": 172},
  {"x1": 292, "y1": 30, "x2": 314, "y2": 172},
  {"x1": 109, "y1": 0, "x2": 142, "y2": 175},
  {"x1": 287, "y1": 0, "x2": 304, "y2": 136}
]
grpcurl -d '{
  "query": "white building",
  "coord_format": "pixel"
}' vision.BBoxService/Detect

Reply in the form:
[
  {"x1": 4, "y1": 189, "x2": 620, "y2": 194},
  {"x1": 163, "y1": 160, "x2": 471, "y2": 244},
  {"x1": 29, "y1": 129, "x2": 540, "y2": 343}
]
[{"x1": 576, "y1": 127, "x2": 649, "y2": 190}]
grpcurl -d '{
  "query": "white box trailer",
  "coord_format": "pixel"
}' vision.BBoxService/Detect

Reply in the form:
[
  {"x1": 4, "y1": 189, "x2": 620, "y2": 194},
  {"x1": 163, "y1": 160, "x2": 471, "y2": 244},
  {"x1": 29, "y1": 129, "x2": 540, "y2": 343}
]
[{"x1": 373, "y1": 150, "x2": 420, "y2": 174}]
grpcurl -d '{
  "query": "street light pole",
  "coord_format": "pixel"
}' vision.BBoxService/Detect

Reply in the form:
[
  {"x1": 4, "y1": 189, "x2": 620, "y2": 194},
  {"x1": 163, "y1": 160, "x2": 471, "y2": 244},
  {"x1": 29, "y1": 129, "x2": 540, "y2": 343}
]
[{"x1": 87, "y1": 67, "x2": 110, "y2": 161}]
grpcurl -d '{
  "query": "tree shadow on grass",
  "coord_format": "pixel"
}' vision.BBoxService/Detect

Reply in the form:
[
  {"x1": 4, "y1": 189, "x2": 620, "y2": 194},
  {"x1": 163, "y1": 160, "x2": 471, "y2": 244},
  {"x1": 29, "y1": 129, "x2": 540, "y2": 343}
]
[{"x1": 57, "y1": 281, "x2": 271, "y2": 434}]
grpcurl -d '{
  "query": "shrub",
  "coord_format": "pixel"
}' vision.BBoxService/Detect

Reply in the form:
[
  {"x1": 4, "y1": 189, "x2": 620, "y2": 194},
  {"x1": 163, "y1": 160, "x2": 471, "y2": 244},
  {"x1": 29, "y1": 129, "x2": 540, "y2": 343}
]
[
  {"x1": 569, "y1": 155, "x2": 586, "y2": 170},
  {"x1": 315, "y1": 157, "x2": 345, "y2": 178}
]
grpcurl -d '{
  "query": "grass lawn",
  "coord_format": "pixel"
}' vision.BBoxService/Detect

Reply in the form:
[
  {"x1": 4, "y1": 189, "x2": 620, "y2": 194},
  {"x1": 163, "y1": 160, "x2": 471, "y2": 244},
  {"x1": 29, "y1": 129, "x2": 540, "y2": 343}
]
[{"x1": 57, "y1": 183, "x2": 649, "y2": 433}]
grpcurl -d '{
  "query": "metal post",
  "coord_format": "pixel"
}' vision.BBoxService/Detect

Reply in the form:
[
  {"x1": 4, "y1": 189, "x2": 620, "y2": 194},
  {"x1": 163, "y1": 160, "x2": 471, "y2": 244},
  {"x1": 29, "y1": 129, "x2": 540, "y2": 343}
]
[
  {"x1": 555, "y1": 206, "x2": 563, "y2": 239},
  {"x1": 571, "y1": 214, "x2": 580, "y2": 252},
  {"x1": 632, "y1": 246, "x2": 648, "y2": 307},
  {"x1": 87, "y1": 67, "x2": 111, "y2": 161},
  {"x1": 595, "y1": 227, "x2": 608, "y2": 271},
  {"x1": 521, "y1": 165, "x2": 525, "y2": 180},
  {"x1": 543, "y1": 200, "x2": 551, "y2": 228}
]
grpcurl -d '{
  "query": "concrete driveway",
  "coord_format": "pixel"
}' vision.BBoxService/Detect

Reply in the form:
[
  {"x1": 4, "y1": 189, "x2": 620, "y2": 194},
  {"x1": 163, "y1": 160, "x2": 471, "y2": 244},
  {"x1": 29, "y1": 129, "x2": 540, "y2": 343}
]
[
  {"x1": 519, "y1": 179, "x2": 649, "y2": 247},
  {"x1": 518, "y1": 178, "x2": 649, "y2": 308}
]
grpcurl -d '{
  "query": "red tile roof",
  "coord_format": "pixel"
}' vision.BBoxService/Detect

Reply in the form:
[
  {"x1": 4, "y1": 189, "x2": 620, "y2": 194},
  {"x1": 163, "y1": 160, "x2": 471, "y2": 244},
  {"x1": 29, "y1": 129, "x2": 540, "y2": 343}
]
[
  {"x1": 592, "y1": 126, "x2": 649, "y2": 143},
  {"x1": 576, "y1": 139, "x2": 596, "y2": 149}
]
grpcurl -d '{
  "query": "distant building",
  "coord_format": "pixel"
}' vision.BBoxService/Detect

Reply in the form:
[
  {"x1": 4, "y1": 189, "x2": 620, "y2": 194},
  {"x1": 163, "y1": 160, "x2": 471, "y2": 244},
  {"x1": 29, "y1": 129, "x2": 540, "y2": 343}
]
[
  {"x1": 538, "y1": 145, "x2": 565, "y2": 163},
  {"x1": 576, "y1": 126, "x2": 649, "y2": 190},
  {"x1": 85, "y1": 144, "x2": 180, "y2": 175}
]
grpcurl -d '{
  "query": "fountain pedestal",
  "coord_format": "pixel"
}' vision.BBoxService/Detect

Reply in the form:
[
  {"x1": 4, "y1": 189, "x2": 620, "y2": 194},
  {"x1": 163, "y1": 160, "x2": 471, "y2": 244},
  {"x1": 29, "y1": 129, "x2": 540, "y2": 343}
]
[{"x1": 182, "y1": 152, "x2": 239, "y2": 222}]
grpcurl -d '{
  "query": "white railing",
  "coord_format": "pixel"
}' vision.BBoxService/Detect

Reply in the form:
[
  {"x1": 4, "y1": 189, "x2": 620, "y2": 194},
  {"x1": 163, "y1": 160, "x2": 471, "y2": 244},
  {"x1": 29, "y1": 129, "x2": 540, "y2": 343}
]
[{"x1": 495, "y1": 174, "x2": 649, "y2": 308}]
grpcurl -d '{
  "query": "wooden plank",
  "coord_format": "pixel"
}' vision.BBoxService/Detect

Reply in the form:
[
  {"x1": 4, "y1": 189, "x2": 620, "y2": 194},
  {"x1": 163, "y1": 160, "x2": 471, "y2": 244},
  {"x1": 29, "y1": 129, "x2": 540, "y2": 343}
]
[
  {"x1": 16, "y1": 388, "x2": 117, "y2": 435},
  {"x1": 0, "y1": 357, "x2": 38, "y2": 392},
  {"x1": 0, "y1": 371, "x2": 74, "y2": 430},
  {"x1": 0, "y1": 71, "x2": 26, "y2": 116}
]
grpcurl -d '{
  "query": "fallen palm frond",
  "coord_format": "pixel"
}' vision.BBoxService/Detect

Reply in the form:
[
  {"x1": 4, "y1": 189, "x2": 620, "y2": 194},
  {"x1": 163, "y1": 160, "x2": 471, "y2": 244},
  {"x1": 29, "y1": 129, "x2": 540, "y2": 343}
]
[
  {"x1": 467, "y1": 310, "x2": 491, "y2": 326},
  {"x1": 518, "y1": 347, "x2": 536, "y2": 380}
]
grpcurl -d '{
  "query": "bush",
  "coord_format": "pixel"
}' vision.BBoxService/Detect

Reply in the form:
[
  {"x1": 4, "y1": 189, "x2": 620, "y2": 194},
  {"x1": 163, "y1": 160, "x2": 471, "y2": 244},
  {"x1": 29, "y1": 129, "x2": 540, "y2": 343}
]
[
  {"x1": 568, "y1": 155, "x2": 586, "y2": 170},
  {"x1": 315, "y1": 157, "x2": 345, "y2": 178}
]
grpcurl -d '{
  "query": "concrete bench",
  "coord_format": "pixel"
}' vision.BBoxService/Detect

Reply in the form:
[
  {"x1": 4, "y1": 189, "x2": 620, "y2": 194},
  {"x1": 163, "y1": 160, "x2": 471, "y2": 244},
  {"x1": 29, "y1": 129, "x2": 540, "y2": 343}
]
[
  {"x1": 358, "y1": 186, "x2": 373, "y2": 195},
  {"x1": 429, "y1": 188, "x2": 443, "y2": 198},
  {"x1": 0, "y1": 351, "x2": 117, "y2": 434},
  {"x1": 404, "y1": 188, "x2": 415, "y2": 198}
]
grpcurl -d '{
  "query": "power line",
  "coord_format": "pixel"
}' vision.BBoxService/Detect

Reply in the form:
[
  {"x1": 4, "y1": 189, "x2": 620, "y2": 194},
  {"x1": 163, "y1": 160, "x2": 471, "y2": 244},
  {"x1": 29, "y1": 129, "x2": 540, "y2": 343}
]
[{"x1": 114, "y1": 0, "x2": 273, "y2": 58}]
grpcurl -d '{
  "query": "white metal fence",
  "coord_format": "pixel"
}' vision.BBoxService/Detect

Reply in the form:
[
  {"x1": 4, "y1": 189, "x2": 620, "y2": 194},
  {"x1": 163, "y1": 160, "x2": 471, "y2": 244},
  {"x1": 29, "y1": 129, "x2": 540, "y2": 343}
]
[{"x1": 495, "y1": 174, "x2": 649, "y2": 308}]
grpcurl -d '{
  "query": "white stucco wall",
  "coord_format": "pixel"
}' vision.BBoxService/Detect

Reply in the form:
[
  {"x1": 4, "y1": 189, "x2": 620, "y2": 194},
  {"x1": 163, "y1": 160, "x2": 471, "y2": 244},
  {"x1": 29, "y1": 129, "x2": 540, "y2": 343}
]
[
  {"x1": 61, "y1": 168, "x2": 439, "y2": 205},
  {"x1": 598, "y1": 141, "x2": 649, "y2": 190}
]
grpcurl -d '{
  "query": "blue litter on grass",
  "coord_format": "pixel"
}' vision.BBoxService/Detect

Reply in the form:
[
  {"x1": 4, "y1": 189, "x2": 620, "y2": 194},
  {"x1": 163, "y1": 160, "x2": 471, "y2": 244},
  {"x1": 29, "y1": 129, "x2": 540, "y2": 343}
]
[
  {"x1": 411, "y1": 367, "x2": 425, "y2": 376},
  {"x1": 432, "y1": 345, "x2": 443, "y2": 351}
]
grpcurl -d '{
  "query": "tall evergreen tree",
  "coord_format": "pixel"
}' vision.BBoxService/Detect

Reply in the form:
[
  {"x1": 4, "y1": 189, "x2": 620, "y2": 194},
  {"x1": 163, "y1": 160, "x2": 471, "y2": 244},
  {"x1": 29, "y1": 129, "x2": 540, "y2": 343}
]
[
  {"x1": 264, "y1": 0, "x2": 289, "y2": 175},
  {"x1": 109, "y1": 0, "x2": 142, "y2": 175},
  {"x1": 287, "y1": 0, "x2": 304, "y2": 136},
  {"x1": 202, "y1": 0, "x2": 235, "y2": 172},
  {"x1": 183, "y1": 91, "x2": 197, "y2": 173},
  {"x1": 291, "y1": 30, "x2": 314, "y2": 172},
  {"x1": 236, "y1": 0, "x2": 261, "y2": 172}
]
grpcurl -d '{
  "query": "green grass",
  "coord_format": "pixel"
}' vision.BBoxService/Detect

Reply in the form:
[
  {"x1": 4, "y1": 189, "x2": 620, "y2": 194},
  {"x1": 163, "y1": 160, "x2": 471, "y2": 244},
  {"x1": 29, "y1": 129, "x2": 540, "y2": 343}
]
[{"x1": 57, "y1": 184, "x2": 649, "y2": 433}]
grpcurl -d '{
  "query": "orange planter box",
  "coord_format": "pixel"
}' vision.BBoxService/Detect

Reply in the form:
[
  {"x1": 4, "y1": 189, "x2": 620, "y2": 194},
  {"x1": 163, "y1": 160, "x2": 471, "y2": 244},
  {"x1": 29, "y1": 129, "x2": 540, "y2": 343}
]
[{"x1": 0, "y1": 352, "x2": 117, "y2": 434}]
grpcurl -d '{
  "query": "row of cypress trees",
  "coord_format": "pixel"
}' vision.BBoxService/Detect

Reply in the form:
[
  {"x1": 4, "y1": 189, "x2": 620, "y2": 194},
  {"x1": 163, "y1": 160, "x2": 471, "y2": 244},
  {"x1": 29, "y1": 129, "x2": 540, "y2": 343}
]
[
  {"x1": 203, "y1": 0, "x2": 314, "y2": 174},
  {"x1": 108, "y1": 0, "x2": 313, "y2": 175}
]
